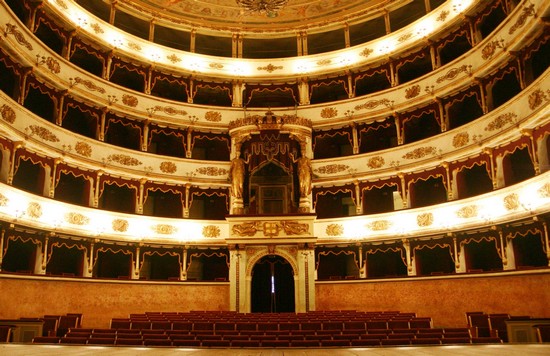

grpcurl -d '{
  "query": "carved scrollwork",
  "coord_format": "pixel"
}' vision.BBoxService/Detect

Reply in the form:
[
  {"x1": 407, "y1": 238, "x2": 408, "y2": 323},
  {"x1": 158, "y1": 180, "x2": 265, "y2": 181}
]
[
  {"x1": 65, "y1": 212, "x2": 90, "y2": 225},
  {"x1": 326, "y1": 223, "x2": 343, "y2": 236},
  {"x1": 417, "y1": 213, "x2": 433, "y2": 227},
  {"x1": 1, "y1": 104, "x2": 16, "y2": 124},
  {"x1": 27, "y1": 202, "x2": 42, "y2": 218},
  {"x1": 152, "y1": 224, "x2": 177, "y2": 235},
  {"x1": 503, "y1": 193, "x2": 520, "y2": 211},
  {"x1": 112, "y1": 219, "x2": 129, "y2": 232},
  {"x1": 314, "y1": 164, "x2": 349, "y2": 174},
  {"x1": 75, "y1": 142, "x2": 92, "y2": 157},
  {"x1": 160, "y1": 161, "x2": 177, "y2": 174},
  {"x1": 456, "y1": 205, "x2": 478, "y2": 219},
  {"x1": 203, "y1": 225, "x2": 221, "y2": 238}
]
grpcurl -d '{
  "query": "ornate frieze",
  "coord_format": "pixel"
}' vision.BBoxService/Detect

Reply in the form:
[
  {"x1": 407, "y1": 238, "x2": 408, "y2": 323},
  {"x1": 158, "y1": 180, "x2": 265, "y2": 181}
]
[
  {"x1": 209, "y1": 63, "x2": 224, "y2": 70},
  {"x1": 36, "y1": 55, "x2": 61, "y2": 74},
  {"x1": 232, "y1": 222, "x2": 259, "y2": 236},
  {"x1": 528, "y1": 89, "x2": 548, "y2": 110},
  {"x1": 112, "y1": 219, "x2": 129, "y2": 232},
  {"x1": 504, "y1": 193, "x2": 520, "y2": 211},
  {"x1": 509, "y1": 4, "x2": 535, "y2": 35},
  {"x1": 437, "y1": 10, "x2": 449, "y2": 22},
  {"x1": 65, "y1": 212, "x2": 90, "y2": 225},
  {"x1": 122, "y1": 94, "x2": 138, "y2": 107},
  {"x1": 314, "y1": 164, "x2": 349, "y2": 175},
  {"x1": 320, "y1": 107, "x2": 338, "y2": 118},
  {"x1": 405, "y1": 85, "x2": 421, "y2": 99},
  {"x1": 398, "y1": 33, "x2": 413, "y2": 42},
  {"x1": 205, "y1": 111, "x2": 222, "y2": 122},
  {"x1": 436, "y1": 65, "x2": 471, "y2": 83},
  {"x1": 160, "y1": 161, "x2": 177, "y2": 174},
  {"x1": 485, "y1": 113, "x2": 517, "y2": 131},
  {"x1": 368, "y1": 220, "x2": 391, "y2": 231},
  {"x1": 167, "y1": 54, "x2": 181, "y2": 63},
  {"x1": 195, "y1": 166, "x2": 228, "y2": 176},
  {"x1": 456, "y1": 205, "x2": 478, "y2": 219},
  {"x1": 1, "y1": 104, "x2": 16, "y2": 123},
  {"x1": 359, "y1": 48, "x2": 373, "y2": 58},
  {"x1": 481, "y1": 39, "x2": 504, "y2": 60},
  {"x1": 74, "y1": 142, "x2": 92, "y2": 157},
  {"x1": 152, "y1": 224, "x2": 177, "y2": 235},
  {"x1": 538, "y1": 183, "x2": 550, "y2": 198},
  {"x1": 203, "y1": 225, "x2": 220, "y2": 238},
  {"x1": 106, "y1": 154, "x2": 142, "y2": 166},
  {"x1": 258, "y1": 64, "x2": 283, "y2": 73},
  {"x1": 0, "y1": 193, "x2": 7, "y2": 206},
  {"x1": 367, "y1": 156, "x2": 385, "y2": 169},
  {"x1": 354, "y1": 99, "x2": 393, "y2": 111},
  {"x1": 5, "y1": 24, "x2": 32, "y2": 51},
  {"x1": 452, "y1": 132, "x2": 469, "y2": 148},
  {"x1": 326, "y1": 223, "x2": 343, "y2": 236},
  {"x1": 231, "y1": 220, "x2": 310, "y2": 237},
  {"x1": 69, "y1": 77, "x2": 106, "y2": 94},
  {"x1": 402, "y1": 147, "x2": 438, "y2": 160},
  {"x1": 90, "y1": 23, "x2": 104, "y2": 34},
  {"x1": 27, "y1": 202, "x2": 42, "y2": 218},
  {"x1": 26, "y1": 125, "x2": 60, "y2": 142},
  {"x1": 417, "y1": 213, "x2": 433, "y2": 227},
  {"x1": 127, "y1": 42, "x2": 141, "y2": 51}
]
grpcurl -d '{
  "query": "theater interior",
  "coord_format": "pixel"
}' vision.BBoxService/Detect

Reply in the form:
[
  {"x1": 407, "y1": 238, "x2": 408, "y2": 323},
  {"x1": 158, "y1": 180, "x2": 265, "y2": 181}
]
[{"x1": 0, "y1": 0, "x2": 549, "y2": 354}]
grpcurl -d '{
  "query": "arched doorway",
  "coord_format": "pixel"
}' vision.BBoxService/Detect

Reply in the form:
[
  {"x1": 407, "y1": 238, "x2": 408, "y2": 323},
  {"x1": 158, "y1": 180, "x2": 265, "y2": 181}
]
[{"x1": 251, "y1": 255, "x2": 295, "y2": 313}]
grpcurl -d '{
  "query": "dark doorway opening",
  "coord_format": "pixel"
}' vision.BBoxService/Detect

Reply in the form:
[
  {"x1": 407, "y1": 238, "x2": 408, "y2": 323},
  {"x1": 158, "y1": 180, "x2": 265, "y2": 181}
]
[{"x1": 251, "y1": 255, "x2": 295, "y2": 313}]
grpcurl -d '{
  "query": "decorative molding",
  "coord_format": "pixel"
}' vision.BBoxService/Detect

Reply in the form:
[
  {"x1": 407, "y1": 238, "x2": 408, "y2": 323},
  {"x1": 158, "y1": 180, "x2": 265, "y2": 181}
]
[
  {"x1": 436, "y1": 65, "x2": 471, "y2": 83},
  {"x1": 326, "y1": 223, "x2": 343, "y2": 236},
  {"x1": 405, "y1": 85, "x2": 421, "y2": 99},
  {"x1": 314, "y1": 164, "x2": 349, "y2": 174},
  {"x1": 112, "y1": 219, "x2": 129, "y2": 232},
  {"x1": 74, "y1": 142, "x2": 92, "y2": 157},
  {"x1": 528, "y1": 89, "x2": 548, "y2": 110},
  {"x1": 205, "y1": 111, "x2": 222, "y2": 122},
  {"x1": 26, "y1": 125, "x2": 60, "y2": 142},
  {"x1": 402, "y1": 147, "x2": 437, "y2": 160},
  {"x1": 367, "y1": 220, "x2": 391, "y2": 231},
  {"x1": 195, "y1": 167, "x2": 228, "y2": 176},
  {"x1": 0, "y1": 193, "x2": 7, "y2": 206},
  {"x1": 257, "y1": 64, "x2": 283, "y2": 73},
  {"x1": 320, "y1": 107, "x2": 338, "y2": 118},
  {"x1": 456, "y1": 205, "x2": 478, "y2": 219},
  {"x1": 355, "y1": 98, "x2": 393, "y2": 111},
  {"x1": 452, "y1": 132, "x2": 469, "y2": 148},
  {"x1": 503, "y1": 193, "x2": 520, "y2": 211},
  {"x1": 202, "y1": 225, "x2": 220, "y2": 238},
  {"x1": 367, "y1": 156, "x2": 385, "y2": 169},
  {"x1": 160, "y1": 161, "x2": 177, "y2": 174},
  {"x1": 69, "y1": 77, "x2": 106, "y2": 94},
  {"x1": 481, "y1": 39, "x2": 504, "y2": 60},
  {"x1": 485, "y1": 112, "x2": 517, "y2": 131},
  {"x1": 538, "y1": 183, "x2": 550, "y2": 198},
  {"x1": 152, "y1": 224, "x2": 177, "y2": 235},
  {"x1": 359, "y1": 48, "x2": 373, "y2": 58},
  {"x1": 437, "y1": 10, "x2": 449, "y2": 22},
  {"x1": 509, "y1": 4, "x2": 535, "y2": 35},
  {"x1": 106, "y1": 154, "x2": 142, "y2": 166},
  {"x1": 122, "y1": 94, "x2": 138, "y2": 107},
  {"x1": 0, "y1": 104, "x2": 16, "y2": 123},
  {"x1": 65, "y1": 212, "x2": 90, "y2": 225},
  {"x1": 27, "y1": 202, "x2": 42, "y2": 219},
  {"x1": 416, "y1": 213, "x2": 433, "y2": 227},
  {"x1": 5, "y1": 24, "x2": 32, "y2": 51}
]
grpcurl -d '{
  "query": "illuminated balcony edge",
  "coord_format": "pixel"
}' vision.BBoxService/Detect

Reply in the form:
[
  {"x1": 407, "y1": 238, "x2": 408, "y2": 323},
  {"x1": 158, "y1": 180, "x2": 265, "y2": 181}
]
[{"x1": 0, "y1": 171, "x2": 548, "y2": 244}]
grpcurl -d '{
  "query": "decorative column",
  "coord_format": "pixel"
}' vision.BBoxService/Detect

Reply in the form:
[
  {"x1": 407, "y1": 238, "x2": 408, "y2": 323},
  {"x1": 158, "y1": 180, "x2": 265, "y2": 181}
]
[
  {"x1": 35, "y1": 235, "x2": 48, "y2": 275},
  {"x1": 137, "y1": 178, "x2": 147, "y2": 214},
  {"x1": 543, "y1": 221, "x2": 550, "y2": 266},
  {"x1": 453, "y1": 235, "x2": 466, "y2": 273},
  {"x1": 180, "y1": 247, "x2": 188, "y2": 280},
  {"x1": 402, "y1": 239, "x2": 416, "y2": 276},
  {"x1": 132, "y1": 245, "x2": 141, "y2": 280},
  {"x1": 232, "y1": 81, "x2": 245, "y2": 107},
  {"x1": 298, "y1": 245, "x2": 316, "y2": 312},
  {"x1": 7, "y1": 141, "x2": 23, "y2": 185},
  {"x1": 83, "y1": 240, "x2": 94, "y2": 278},
  {"x1": 0, "y1": 229, "x2": 4, "y2": 271}
]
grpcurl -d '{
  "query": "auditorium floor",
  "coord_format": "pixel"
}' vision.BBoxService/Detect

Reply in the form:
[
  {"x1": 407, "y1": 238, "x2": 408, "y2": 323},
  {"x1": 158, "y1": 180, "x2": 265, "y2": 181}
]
[{"x1": 1, "y1": 344, "x2": 550, "y2": 355}]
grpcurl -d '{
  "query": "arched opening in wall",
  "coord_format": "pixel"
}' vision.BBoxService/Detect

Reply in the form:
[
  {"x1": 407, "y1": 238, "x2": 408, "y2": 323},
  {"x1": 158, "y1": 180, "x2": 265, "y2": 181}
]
[
  {"x1": 512, "y1": 230, "x2": 548, "y2": 269},
  {"x1": 62, "y1": 103, "x2": 99, "y2": 139},
  {"x1": 455, "y1": 163, "x2": 493, "y2": 199},
  {"x1": 316, "y1": 247, "x2": 360, "y2": 280},
  {"x1": 251, "y1": 255, "x2": 295, "y2": 313},
  {"x1": 55, "y1": 170, "x2": 90, "y2": 206},
  {"x1": 414, "y1": 244, "x2": 455, "y2": 276},
  {"x1": 501, "y1": 146, "x2": 536, "y2": 186},
  {"x1": 2, "y1": 237, "x2": 38, "y2": 274},
  {"x1": 98, "y1": 181, "x2": 137, "y2": 214},
  {"x1": 463, "y1": 238, "x2": 503, "y2": 273},
  {"x1": 250, "y1": 162, "x2": 292, "y2": 215},
  {"x1": 408, "y1": 176, "x2": 447, "y2": 208},
  {"x1": 143, "y1": 188, "x2": 183, "y2": 218},
  {"x1": 94, "y1": 247, "x2": 132, "y2": 279},
  {"x1": 47, "y1": 242, "x2": 85, "y2": 277},
  {"x1": 365, "y1": 245, "x2": 407, "y2": 278},
  {"x1": 12, "y1": 156, "x2": 46, "y2": 195}
]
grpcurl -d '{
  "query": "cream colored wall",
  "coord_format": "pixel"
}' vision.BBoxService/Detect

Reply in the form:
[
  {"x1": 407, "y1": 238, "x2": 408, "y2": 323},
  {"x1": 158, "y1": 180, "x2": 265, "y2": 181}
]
[
  {"x1": 316, "y1": 271, "x2": 550, "y2": 328},
  {"x1": 0, "y1": 277, "x2": 230, "y2": 328}
]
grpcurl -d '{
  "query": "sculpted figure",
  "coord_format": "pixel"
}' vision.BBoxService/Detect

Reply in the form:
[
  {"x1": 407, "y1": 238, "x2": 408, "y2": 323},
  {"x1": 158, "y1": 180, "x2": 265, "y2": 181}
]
[
  {"x1": 296, "y1": 155, "x2": 312, "y2": 198},
  {"x1": 229, "y1": 156, "x2": 246, "y2": 199}
]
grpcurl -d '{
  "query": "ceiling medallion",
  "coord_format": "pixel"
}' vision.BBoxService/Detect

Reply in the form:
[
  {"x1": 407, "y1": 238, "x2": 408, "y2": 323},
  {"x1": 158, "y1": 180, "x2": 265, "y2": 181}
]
[{"x1": 236, "y1": 0, "x2": 289, "y2": 18}]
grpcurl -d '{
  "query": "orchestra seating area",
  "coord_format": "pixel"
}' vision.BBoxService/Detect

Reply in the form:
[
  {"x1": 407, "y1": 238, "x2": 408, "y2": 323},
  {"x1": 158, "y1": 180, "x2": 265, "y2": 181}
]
[{"x1": 27, "y1": 310, "x2": 514, "y2": 347}]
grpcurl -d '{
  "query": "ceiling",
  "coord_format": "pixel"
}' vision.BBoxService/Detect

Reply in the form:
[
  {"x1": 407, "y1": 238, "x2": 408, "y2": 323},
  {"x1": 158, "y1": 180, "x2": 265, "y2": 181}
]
[{"x1": 119, "y1": 0, "x2": 390, "y2": 33}]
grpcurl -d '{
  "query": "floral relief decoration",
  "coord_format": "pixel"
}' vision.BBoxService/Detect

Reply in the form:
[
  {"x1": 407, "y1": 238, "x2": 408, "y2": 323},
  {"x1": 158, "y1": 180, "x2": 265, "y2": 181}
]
[
  {"x1": 528, "y1": 89, "x2": 548, "y2": 110},
  {"x1": 437, "y1": 10, "x2": 449, "y2": 21},
  {"x1": 70, "y1": 77, "x2": 106, "y2": 94},
  {"x1": 152, "y1": 224, "x2": 177, "y2": 235},
  {"x1": 106, "y1": 154, "x2": 142, "y2": 166},
  {"x1": 0, "y1": 193, "x2": 7, "y2": 206},
  {"x1": 195, "y1": 167, "x2": 228, "y2": 176},
  {"x1": 367, "y1": 156, "x2": 385, "y2": 169},
  {"x1": 326, "y1": 223, "x2": 343, "y2": 236},
  {"x1": 503, "y1": 193, "x2": 520, "y2": 211},
  {"x1": 320, "y1": 107, "x2": 338, "y2": 118},
  {"x1": 258, "y1": 64, "x2": 283, "y2": 73},
  {"x1": 205, "y1": 111, "x2": 222, "y2": 122},
  {"x1": 112, "y1": 219, "x2": 129, "y2": 232},
  {"x1": 65, "y1": 212, "x2": 90, "y2": 225},
  {"x1": 405, "y1": 85, "x2": 421, "y2": 99},
  {"x1": 314, "y1": 164, "x2": 349, "y2": 174},
  {"x1": 509, "y1": 4, "x2": 535, "y2": 35},
  {"x1": 538, "y1": 183, "x2": 550, "y2": 198},
  {"x1": 359, "y1": 48, "x2": 373, "y2": 58},
  {"x1": 436, "y1": 65, "x2": 470, "y2": 83},
  {"x1": 26, "y1": 125, "x2": 60, "y2": 142},
  {"x1": 160, "y1": 161, "x2": 177, "y2": 174},
  {"x1": 368, "y1": 220, "x2": 391, "y2": 231},
  {"x1": 74, "y1": 142, "x2": 92, "y2": 157},
  {"x1": 402, "y1": 147, "x2": 437, "y2": 160},
  {"x1": 203, "y1": 225, "x2": 221, "y2": 238},
  {"x1": 355, "y1": 99, "x2": 393, "y2": 111},
  {"x1": 27, "y1": 202, "x2": 42, "y2": 218},
  {"x1": 1, "y1": 104, "x2": 16, "y2": 123},
  {"x1": 485, "y1": 113, "x2": 517, "y2": 131},
  {"x1": 122, "y1": 94, "x2": 138, "y2": 107},
  {"x1": 90, "y1": 23, "x2": 104, "y2": 34},
  {"x1": 452, "y1": 132, "x2": 469, "y2": 148},
  {"x1": 416, "y1": 213, "x2": 433, "y2": 227},
  {"x1": 481, "y1": 39, "x2": 504, "y2": 60},
  {"x1": 5, "y1": 24, "x2": 32, "y2": 51},
  {"x1": 167, "y1": 54, "x2": 181, "y2": 63},
  {"x1": 456, "y1": 205, "x2": 478, "y2": 219}
]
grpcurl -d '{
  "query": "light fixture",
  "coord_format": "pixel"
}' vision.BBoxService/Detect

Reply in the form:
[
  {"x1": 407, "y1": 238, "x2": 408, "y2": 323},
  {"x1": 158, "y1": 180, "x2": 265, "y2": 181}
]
[{"x1": 236, "y1": 0, "x2": 289, "y2": 18}]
